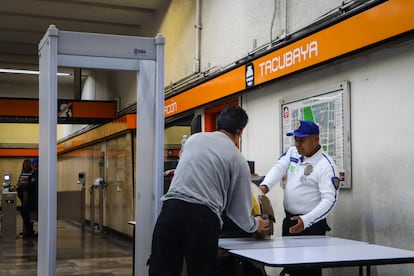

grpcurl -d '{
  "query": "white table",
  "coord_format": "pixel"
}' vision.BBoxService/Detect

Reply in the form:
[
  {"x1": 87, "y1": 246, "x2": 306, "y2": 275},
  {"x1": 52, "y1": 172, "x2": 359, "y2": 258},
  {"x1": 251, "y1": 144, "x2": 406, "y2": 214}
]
[
  {"x1": 219, "y1": 235, "x2": 366, "y2": 250},
  {"x1": 219, "y1": 236, "x2": 414, "y2": 276}
]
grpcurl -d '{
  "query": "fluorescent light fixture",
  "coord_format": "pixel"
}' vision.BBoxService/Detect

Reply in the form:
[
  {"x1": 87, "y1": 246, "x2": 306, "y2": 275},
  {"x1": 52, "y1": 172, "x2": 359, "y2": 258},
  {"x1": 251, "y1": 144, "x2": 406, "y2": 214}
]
[{"x1": 0, "y1": 68, "x2": 71, "y2": 76}]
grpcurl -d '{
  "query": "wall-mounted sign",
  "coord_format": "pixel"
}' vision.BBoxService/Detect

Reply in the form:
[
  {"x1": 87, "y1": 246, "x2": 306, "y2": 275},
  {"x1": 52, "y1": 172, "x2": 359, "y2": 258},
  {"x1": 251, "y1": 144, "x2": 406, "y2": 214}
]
[{"x1": 280, "y1": 81, "x2": 351, "y2": 188}]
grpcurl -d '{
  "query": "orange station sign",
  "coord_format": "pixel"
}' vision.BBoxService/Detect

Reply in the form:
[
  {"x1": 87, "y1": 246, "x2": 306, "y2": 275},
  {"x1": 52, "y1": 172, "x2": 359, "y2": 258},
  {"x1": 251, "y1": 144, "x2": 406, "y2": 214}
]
[{"x1": 164, "y1": 0, "x2": 414, "y2": 118}]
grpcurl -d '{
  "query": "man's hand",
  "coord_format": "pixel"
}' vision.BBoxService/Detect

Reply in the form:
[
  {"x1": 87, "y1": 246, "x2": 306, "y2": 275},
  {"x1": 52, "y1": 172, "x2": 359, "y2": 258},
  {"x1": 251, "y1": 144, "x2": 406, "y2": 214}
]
[
  {"x1": 256, "y1": 216, "x2": 270, "y2": 233},
  {"x1": 259, "y1": 185, "x2": 269, "y2": 194},
  {"x1": 288, "y1": 216, "x2": 304, "y2": 234}
]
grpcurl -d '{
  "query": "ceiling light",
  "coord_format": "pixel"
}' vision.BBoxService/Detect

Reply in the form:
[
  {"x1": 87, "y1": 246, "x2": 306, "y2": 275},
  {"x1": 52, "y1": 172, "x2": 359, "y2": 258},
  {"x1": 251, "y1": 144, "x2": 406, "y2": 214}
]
[{"x1": 0, "y1": 68, "x2": 71, "y2": 76}]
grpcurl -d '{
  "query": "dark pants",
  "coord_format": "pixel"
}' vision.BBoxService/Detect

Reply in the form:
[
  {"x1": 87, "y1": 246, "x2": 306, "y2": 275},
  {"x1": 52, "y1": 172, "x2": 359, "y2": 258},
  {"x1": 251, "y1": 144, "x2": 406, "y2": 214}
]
[
  {"x1": 281, "y1": 212, "x2": 331, "y2": 276},
  {"x1": 149, "y1": 199, "x2": 220, "y2": 276},
  {"x1": 20, "y1": 192, "x2": 37, "y2": 238}
]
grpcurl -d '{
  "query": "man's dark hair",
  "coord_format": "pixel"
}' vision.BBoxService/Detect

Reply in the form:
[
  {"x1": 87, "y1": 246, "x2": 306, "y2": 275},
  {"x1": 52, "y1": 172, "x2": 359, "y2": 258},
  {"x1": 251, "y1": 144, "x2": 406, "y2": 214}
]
[{"x1": 217, "y1": 106, "x2": 248, "y2": 135}]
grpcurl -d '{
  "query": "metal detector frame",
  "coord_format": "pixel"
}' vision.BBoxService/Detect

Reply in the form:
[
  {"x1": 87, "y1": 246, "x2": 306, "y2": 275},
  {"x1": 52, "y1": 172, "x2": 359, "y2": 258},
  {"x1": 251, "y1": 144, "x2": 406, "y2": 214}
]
[{"x1": 38, "y1": 25, "x2": 164, "y2": 276}]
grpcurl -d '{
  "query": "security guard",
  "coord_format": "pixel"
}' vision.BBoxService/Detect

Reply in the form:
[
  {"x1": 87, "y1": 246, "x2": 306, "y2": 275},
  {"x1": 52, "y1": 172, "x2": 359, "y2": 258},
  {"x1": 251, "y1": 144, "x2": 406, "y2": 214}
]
[{"x1": 259, "y1": 120, "x2": 340, "y2": 276}]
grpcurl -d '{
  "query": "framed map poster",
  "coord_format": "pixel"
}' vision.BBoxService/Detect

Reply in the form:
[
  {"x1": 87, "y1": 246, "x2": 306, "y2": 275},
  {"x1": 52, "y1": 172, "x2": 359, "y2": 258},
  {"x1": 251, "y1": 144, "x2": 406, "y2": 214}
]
[{"x1": 280, "y1": 81, "x2": 351, "y2": 188}]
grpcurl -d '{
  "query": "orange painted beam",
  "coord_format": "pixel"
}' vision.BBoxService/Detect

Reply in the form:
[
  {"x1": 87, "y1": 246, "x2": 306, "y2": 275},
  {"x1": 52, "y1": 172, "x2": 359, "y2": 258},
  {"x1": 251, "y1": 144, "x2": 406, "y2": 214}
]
[
  {"x1": 0, "y1": 98, "x2": 116, "y2": 120},
  {"x1": 0, "y1": 148, "x2": 38, "y2": 157},
  {"x1": 164, "y1": 67, "x2": 246, "y2": 118},
  {"x1": 70, "y1": 101, "x2": 116, "y2": 118},
  {"x1": 0, "y1": 98, "x2": 38, "y2": 117},
  {"x1": 57, "y1": 114, "x2": 136, "y2": 153},
  {"x1": 0, "y1": 115, "x2": 137, "y2": 156}
]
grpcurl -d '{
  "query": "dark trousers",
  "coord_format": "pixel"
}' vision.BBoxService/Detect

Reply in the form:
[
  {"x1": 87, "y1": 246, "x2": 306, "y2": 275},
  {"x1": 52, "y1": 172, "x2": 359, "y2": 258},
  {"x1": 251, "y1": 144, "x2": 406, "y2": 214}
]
[
  {"x1": 281, "y1": 212, "x2": 331, "y2": 276},
  {"x1": 149, "y1": 199, "x2": 220, "y2": 276},
  {"x1": 20, "y1": 194, "x2": 37, "y2": 237}
]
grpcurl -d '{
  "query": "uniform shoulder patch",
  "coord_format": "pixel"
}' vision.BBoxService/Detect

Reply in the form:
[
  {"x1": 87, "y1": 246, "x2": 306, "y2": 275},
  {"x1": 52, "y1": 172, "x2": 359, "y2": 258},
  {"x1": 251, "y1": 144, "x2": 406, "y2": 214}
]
[{"x1": 331, "y1": 176, "x2": 340, "y2": 190}]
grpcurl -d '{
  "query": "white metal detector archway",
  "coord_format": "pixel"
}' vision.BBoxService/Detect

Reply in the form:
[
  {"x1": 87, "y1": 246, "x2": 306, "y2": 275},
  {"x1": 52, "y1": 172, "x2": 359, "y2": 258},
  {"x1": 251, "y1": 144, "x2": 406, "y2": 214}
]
[{"x1": 38, "y1": 25, "x2": 164, "y2": 276}]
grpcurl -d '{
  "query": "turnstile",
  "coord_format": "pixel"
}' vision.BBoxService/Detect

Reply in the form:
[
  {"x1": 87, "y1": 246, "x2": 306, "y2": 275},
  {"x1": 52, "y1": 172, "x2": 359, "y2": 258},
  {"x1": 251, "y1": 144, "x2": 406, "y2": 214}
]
[{"x1": 1, "y1": 192, "x2": 17, "y2": 242}]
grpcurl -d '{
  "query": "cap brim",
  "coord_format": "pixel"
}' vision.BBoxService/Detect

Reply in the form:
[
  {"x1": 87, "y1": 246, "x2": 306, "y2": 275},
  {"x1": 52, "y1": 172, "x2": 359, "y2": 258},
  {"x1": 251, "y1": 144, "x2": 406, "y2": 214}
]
[{"x1": 286, "y1": 131, "x2": 310, "y2": 137}]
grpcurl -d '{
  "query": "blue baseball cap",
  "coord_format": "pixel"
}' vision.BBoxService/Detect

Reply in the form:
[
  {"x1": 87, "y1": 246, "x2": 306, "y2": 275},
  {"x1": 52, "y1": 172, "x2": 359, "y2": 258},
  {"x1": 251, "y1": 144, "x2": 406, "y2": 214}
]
[
  {"x1": 31, "y1": 158, "x2": 38, "y2": 165},
  {"x1": 286, "y1": 120, "x2": 319, "y2": 137}
]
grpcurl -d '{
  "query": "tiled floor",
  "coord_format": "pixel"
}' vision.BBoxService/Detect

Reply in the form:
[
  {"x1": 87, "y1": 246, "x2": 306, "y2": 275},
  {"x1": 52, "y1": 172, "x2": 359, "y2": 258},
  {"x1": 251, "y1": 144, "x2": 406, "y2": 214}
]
[{"x1": 0, "y1": 217, "x2": 134, "y2": 276}]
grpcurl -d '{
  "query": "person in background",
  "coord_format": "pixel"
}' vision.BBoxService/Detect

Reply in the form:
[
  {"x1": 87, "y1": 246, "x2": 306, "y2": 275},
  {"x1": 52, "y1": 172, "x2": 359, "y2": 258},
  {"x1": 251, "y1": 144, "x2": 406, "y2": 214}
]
[
  {"x1": 17, "y1": 159, "x2": 33, "y2": 238},
  {"x1": 149, "y1": 106, "x2": 269, "y2": 276},
  {"x1": 19, "y1": 158, "x2": 39, "y2": 240},
  {"x1": 259, "y1": 120, "x2": 340, "y2": 276},
  {"x1": 16, "y1": 159, "x2": 32, "y2": 202}
]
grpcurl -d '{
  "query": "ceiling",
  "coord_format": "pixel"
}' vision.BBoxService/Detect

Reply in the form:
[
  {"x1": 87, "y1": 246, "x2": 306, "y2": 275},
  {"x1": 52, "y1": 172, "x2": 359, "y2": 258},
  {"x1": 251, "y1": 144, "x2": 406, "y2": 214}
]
[{"x1": 0, "y1": 0, "x2": 170, "y2": 82}]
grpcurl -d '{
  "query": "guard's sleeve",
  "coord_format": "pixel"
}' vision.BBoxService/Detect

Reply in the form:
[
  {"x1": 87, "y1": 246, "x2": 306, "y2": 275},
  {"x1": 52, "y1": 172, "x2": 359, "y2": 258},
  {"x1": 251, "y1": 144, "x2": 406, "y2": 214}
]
[
  {"x1": 261, "y1": 147, "x2": 293, "y2": 190},
  {"x1": 300, "y1": 159, "x2": 340, "y2": 229}
]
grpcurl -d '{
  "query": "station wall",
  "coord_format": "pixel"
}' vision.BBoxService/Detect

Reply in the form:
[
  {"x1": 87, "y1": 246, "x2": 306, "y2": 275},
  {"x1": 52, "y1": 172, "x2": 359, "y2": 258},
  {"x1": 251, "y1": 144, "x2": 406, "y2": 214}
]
[{"x1": 242, "y1": 37, "x2": 414, "y2": 275}]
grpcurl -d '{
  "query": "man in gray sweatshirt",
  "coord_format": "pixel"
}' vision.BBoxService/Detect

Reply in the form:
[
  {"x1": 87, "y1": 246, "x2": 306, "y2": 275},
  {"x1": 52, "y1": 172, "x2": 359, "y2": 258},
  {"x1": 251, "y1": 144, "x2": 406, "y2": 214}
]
[{"x1": 149, "y1": 106, "x2": 269, "y2": 276}]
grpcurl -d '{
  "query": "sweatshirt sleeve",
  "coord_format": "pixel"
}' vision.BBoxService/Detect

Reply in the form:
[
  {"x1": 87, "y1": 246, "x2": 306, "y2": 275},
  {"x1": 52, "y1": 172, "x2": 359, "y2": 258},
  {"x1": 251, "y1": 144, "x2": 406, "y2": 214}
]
[{"x1": 225, "y1": 157, "x2": 258, "y2": 233}]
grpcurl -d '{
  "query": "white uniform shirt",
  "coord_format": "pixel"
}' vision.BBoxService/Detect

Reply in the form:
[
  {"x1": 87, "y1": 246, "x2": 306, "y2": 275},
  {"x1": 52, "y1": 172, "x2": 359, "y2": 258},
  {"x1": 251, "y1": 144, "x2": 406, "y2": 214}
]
[{"x1": 262, "y1": 146, "x2": 340, "y2": 229}]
